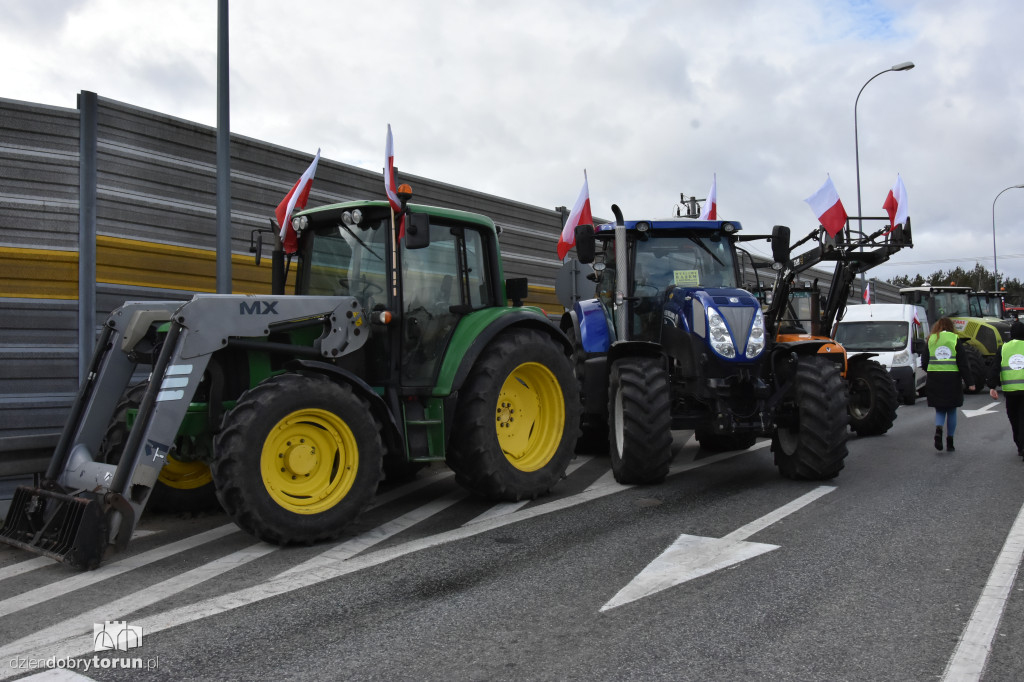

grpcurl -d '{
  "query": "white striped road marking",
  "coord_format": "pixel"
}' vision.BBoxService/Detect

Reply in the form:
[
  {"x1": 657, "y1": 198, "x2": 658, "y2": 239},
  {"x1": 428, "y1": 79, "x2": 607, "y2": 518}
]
[
  {"x1": 0, "y1": 556, "x2": 54, "y2": 582},
  {"x1": 601, "y1": 485, "x2": 835, "y2": 611},
  {"x1": 0, "y1": 542, "x2": 278, "y2": 680},
  {"x1": 941, "y1": 497, "x2": 1024, "y2": 681},
  {"x1": 0, "y1": 443, "x2": 762, "y2": 671},
  {"x1": 463, "y1": 458, "x2": 591, "y2": 526},
  {"x1": 0, "y1": 524, "x2": 238, "y2": 618},
  {"x1": 0, "y1": 491, "x2": 467, "y2": 673},
  {"x1": 0, "y1": 531, "x2": 161, "y2": 582},
  {"x1": 118, "y1": 454, "x2": 751, "y2": 640}
]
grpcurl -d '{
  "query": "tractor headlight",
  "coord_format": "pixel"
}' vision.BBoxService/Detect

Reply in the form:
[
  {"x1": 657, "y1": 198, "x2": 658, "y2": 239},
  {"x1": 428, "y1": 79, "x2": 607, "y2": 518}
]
[
  {"x1": 350, "y1": 209, "x2": 363, "y2": 225},
  {"x1": 706, "y1": 307, "x2": 736, "y2": 358},
  {"x1": 292, "y1": 215, "x2": 308, "y2": 232},
  {"x1": 745, "y1": 308, "x2": 765, "y2": 358}
]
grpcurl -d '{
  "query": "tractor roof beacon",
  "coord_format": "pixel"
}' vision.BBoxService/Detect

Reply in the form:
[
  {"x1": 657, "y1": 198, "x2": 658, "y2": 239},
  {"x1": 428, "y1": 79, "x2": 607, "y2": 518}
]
[
  {"x1": 558, "y1": 204, "x2": 850, "y2": 485},
  {"x1": 0, "y1": 187, "x2": 581, "y2": 570}
]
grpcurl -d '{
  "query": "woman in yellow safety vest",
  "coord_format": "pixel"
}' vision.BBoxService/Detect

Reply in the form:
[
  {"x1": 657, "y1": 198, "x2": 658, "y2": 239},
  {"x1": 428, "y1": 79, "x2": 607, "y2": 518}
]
[
  {"x1": 922, "y1": 317, "x2": 975, "y2": 451},
  {"x1": 987, "y1": 320, "x2": 1024, "y2": 458}
]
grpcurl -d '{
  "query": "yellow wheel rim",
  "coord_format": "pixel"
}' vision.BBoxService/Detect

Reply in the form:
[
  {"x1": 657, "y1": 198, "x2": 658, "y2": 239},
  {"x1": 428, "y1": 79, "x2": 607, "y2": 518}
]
[
  {"x1": 260, "y1": 408, "x2": 358, "y2": 515},
  {"x1": 495, "y1": 362, "x2": 565, "y2": 472},
  {"x1": 158, "y1": 455, "x2": 213, "y2": 491}
]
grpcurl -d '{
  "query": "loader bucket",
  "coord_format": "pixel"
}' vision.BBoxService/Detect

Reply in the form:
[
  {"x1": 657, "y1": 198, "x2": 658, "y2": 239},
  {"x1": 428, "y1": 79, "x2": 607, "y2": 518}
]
[{"x1": 0, "y1": 487, "x2": 107, "y2": 570}]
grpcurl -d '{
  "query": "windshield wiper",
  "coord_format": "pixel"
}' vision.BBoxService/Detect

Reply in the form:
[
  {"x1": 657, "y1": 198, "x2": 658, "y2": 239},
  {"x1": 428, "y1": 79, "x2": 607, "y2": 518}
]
[
  {"x1": 338, "y1": 222, "x2": 383, "y2": 262},
  {"x1": 688, "y1": 237, "x2": 725, "y2": 266}
]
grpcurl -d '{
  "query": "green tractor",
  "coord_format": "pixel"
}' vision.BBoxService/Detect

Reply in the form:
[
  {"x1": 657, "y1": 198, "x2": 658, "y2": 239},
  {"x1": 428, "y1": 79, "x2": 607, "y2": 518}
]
[
  {"x1": 899, "y1": 285, "x2": 1007, "y2": 391},
  {"x1": 0, "y1": 187, "x2": 580, "y2": 569}
]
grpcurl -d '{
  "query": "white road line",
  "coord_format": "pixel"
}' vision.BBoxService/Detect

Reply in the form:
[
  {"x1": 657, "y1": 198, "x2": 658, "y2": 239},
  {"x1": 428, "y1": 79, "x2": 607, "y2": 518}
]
[
  {"x1": 463, "y1": 458, "x2": 591, "y2": 526},
  {"x1": 0, "y1": 491, "x2": 468, "y2": 672},
  {"x1": 367, "y1": 468, "x2": 455, "y2": 510},
  {"x1": 941, "y1": 498, "x2": 1024, "y2": 682},
  {"x1": 6, "y1": 471, "x2": 637, "y2": 669},
  {"x1": 600, "y1": 486, "x2": 834, "y2": 611},
  {"x1": 0, "y1": 443, "x2": 771, "y2": 671},
  {"x1": 0, "y1": 541, "x2": 278, "y2": 681},
  {"x1": 721, "y1": 484, "x2": 834, "y2": 542},
  {"x1": 0, "y1": 524, "x2": 239, "y2": 618},
  {"x1": 0, "y1": 556, "x2": 54, "y2": 582}
]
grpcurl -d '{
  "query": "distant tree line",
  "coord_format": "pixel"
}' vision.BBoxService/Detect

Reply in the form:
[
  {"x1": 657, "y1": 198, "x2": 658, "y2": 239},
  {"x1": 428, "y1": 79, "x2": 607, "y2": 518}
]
[{"x1": 886, "y1": 262, "x2": 1024, "y2": 305}]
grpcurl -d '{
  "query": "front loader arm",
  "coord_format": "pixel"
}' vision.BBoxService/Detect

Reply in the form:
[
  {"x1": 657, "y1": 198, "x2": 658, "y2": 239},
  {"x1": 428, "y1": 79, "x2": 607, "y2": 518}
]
[{"x1": 1, "y1": 294, "x2": 367, "y2": 569}]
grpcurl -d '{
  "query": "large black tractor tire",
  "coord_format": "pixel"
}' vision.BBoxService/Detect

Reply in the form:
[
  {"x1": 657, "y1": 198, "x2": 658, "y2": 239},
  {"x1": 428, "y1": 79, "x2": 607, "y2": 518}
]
[
  {"x1": 99, "y1": 384, "x2": 220, "y2": 514},
  {"x1": 446, "y1": 328, "x2": 581, "y2": 501},
  {"x1": 694, "y1": 429, "x2": 757, "y2": 453},
  {"x1": 212, "y1": 372, "x2": 384, "y2": 545},
  {"x1": 772, "y1": 356, "x2": 849, "y2": 481},
  {"x1": 608, "y1": 356, "x2": 673, "y2": 484},
  {"x1": 961, "y1": 344, "x2": 986, "y2": 394},
  {"x1": 846, "y1": 359, "x2": 899, "y2": 436}
]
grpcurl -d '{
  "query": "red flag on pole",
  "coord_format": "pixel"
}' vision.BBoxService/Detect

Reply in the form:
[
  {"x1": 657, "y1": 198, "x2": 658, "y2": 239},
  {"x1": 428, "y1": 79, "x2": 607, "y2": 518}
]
[
  {"x1": 557, "y1": 171, "x2": 593, "y2": 260},
  {"x1": 275, "y1": 149, "x2": 321, "y2": 254},
  {"x1": 804, "y1": 175, "x2": 848, "y2": 238},
  {"x1": 385, "y1": 124, "x2": 405, "y2": 240},
  {"x1": 882, "y1": 174, "x2": 909, "y2": 233},
  {"x1": 698, "y1": 173, "x2": 717, "y2": 219},
  {"x1": 863, "y1": 282, "x2": 871, "y2": 304}
]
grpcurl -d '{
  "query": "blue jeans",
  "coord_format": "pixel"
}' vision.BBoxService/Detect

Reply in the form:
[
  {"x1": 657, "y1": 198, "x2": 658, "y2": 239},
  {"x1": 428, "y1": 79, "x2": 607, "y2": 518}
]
[{"x1": 935, "y1": 408, "x2": 958, "y2": 436}]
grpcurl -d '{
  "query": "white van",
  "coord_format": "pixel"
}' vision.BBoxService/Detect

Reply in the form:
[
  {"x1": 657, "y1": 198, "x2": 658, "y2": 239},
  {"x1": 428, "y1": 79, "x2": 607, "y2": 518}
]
[{"x1": 833, "y1": 303, "x2": 930, "y2": 404}]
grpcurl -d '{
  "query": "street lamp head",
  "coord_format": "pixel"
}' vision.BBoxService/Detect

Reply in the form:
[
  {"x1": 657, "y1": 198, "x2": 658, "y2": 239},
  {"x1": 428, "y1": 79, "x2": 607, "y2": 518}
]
[{"x1": 891, "y1": 61, "x2": 915, "y2": 71}]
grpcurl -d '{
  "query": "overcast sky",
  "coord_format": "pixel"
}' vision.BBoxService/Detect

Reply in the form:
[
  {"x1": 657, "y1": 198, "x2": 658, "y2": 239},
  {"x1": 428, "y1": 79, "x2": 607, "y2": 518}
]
[{"x1": 3, "y1": 0, "x2": 1023, "y2": 284}]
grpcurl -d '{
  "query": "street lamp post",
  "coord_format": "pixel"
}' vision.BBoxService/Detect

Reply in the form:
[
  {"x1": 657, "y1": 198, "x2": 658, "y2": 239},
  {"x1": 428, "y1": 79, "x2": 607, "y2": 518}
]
[
  {"x1": 992, "y1": 184, "x2": 1024, "y2": 292},
  {"x1": 852, "y1": 62, "x2": 915, "y2": 298},
  {"x1": 854, "y1": 61, "x2": 915, "y2": 247}
]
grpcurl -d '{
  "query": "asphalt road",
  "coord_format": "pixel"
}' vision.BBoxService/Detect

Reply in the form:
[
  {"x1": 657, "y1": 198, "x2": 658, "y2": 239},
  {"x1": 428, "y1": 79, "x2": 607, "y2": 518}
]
[{"x1": 2, "y1": 392, "x2": 1024, "y2": 682}]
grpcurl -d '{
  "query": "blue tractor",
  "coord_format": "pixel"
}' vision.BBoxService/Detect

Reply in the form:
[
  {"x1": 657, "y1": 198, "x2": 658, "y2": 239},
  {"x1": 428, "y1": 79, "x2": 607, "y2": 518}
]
[{"x1": 559, "y1": 205, "x2": 850, "y2": 484}]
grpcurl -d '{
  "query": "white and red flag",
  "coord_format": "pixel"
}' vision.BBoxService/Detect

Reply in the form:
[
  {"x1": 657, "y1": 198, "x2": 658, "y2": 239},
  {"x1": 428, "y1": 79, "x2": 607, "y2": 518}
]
[
  {"x1": 913, "y1": 308, "x2": 921, "y2": 326},
  {"x1": 275, "y1": 148, "x2": 321, "y2": 254},
  {"x1": 698, "y1": 173, "x2": 717, "y2": 219},
  {"x1": 863, "y1": 282, "x2": 872, "y2": 304},
  {"x1": 385, "y1": 124, "x2": 406, "y2": 240},
  {"x1": 882, "y1": 173, "x2": 909, "y2": 233},
  {"x1": 557, "y1": 171, "x2": 594, "y2": 260},
  {"x1": 804, "y1": 175, "x2": 848, "y2": 238}
]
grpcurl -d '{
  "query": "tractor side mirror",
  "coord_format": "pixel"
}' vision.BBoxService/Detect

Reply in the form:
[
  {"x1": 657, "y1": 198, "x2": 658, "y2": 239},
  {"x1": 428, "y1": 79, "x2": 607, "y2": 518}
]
[
  {"x1": 404, "y1": 213, "x2": 431, "y2": 250},
  {"x1": 574, "y1": 224, "x2": 596, "y2": 264},
  {"x1": 912, "y1": 338, "x2": 927, "y2": 355},
  {"x1": 771, "y1": 225, "x2": 791, "y2": 267},
  {"x1": 506, "y1": 277, "x2": 529, "y2": 307}
]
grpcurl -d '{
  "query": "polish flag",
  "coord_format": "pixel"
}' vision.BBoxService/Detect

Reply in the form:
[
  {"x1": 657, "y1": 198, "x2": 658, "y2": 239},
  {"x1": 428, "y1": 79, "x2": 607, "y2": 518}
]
[
  {"x1": 882, "y1": 174, "x2": 909, "y2": 233},
  {"x1": 557, "y1": 171, "x2": 593, "y2": 260},
  {"x1": 385, "y1": 124, "x2": 405, "y2": 240},
  {"x1": 698, "y1": 173, "x2": 717, "y2": 219},
  {"x1": 863, "y1": 282, "x2": 872, "y2": 304},
  {"x1": 913, "y1": 308, "x2": 921, "y2": 326},
  {"x1": 275, "y1": 149, "x2": 321, "y2": 254},
  {"x1": 804, "y1": 175, "x2": 848, "y2": 238}
]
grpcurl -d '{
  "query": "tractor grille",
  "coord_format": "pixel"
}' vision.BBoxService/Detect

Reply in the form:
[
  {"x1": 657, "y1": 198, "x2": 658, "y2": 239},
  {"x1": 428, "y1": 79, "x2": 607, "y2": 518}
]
[{"x1": 720, "y1": 306, "x2": 755, "y2": 349}]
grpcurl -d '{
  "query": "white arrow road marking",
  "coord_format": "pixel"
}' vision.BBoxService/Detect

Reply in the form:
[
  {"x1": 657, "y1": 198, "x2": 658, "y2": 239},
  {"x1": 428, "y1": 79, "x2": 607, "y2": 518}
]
[
  {"x1": 962, "y1": 401, "x2": 1001, "y2": 418},
  {"x1": 601, "y1": 485, "x2": 835, "y2": 612}
]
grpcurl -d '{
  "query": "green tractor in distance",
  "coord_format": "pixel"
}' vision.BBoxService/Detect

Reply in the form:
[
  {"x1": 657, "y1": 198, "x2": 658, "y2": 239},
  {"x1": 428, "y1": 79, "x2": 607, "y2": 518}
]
[
  {"x1": 0, "y1": 187, "x2": 581, "y2": 569},
  {"x1": 899, "y1": 285, "x2": 1006, "y2": 391}
]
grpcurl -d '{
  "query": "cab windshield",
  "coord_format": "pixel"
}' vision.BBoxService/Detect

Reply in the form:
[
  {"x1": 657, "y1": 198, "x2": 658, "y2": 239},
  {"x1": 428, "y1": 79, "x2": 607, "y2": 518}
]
[
  {"x1": 632, "y1": 234, "x2": 737, "y2": 295},
  {"x1": 834, "y1": 321, "x2": 910, "y2": 352},
  {"x1": 928, "y1": 292, "x2": 970, "y2": 318}
]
